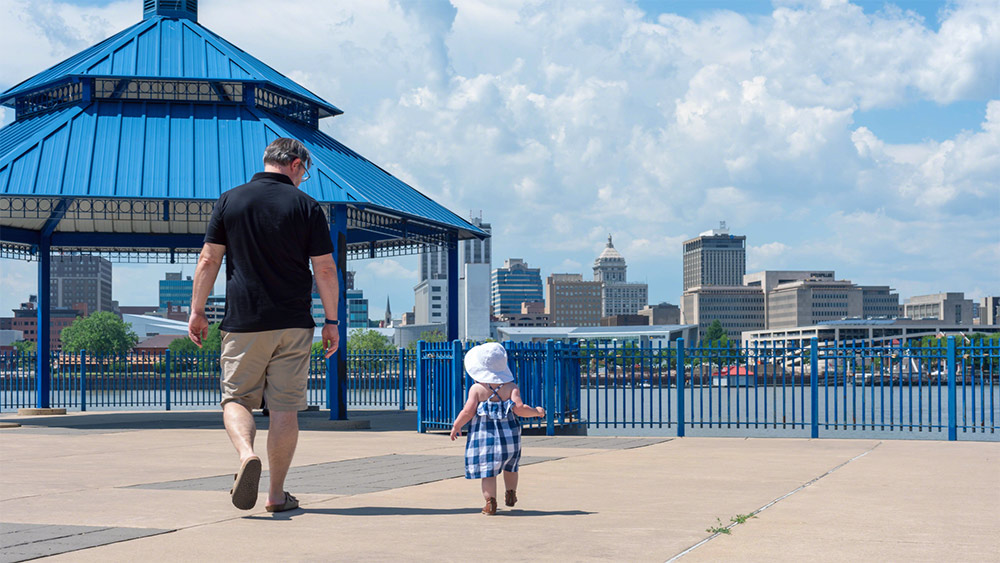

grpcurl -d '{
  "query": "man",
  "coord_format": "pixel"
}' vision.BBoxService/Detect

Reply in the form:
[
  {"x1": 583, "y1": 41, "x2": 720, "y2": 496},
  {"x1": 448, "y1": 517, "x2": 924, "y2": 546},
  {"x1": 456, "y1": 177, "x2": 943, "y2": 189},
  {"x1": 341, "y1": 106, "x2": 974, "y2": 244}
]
[{"x1": 188, "y1": 137, "x2": 340, "y2": 512}]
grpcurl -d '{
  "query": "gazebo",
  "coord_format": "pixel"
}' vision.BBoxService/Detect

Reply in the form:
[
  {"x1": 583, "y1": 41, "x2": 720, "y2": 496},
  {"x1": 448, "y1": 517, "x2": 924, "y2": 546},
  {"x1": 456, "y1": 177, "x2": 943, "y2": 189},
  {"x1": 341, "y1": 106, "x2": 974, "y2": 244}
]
[{"x1": 0, "y1": 0, "x2": 487, "y2": 416}]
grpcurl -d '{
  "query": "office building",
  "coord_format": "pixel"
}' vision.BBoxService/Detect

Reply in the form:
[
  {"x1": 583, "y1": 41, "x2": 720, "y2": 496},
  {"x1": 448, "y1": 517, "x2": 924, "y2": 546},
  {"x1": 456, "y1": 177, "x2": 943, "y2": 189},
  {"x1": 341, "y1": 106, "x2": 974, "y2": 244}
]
[
  {"x1": 415, "y1": 278, "x2": 449, "y2": 325},
  {"x1": 497, "y1": 301, "x2": 552, "y2": 327},
  {"x1": 546, "y1": 274, "x2": 603, "y2": 327},
  {"x1": 681, "y1": 285, "x2": 765, "y2": 341},
  {"x1": 458, "y1": 214, "x2": 492, "y2": 340},
  {"x1": 50, "y1": 254, "x2": 114, "y2": 315},
  {"x1": 743, "y1": 319, "x2": 1000, "y2": 348},
  {"x1": 459, "y1": 263, "x2": 491, "y2": 341},
  {"x1": 745, "y1": 270, "x2": 834, "y2": 328},
  {"x1": 860, "y1": 285, "x2": 900, "y2": 319},
  {"x1": 159, "y1": 272, "x2": 193, "y2": 311},
  {"x1": 11, "y1": 295, "x2": 82, "y2": 350},
  {"x1": 346, "y1": 289, "x2": 369, "y2": 329},
  {"x1": 904, "y1": 293, "x2": 974, "y2": 324},
  {"x1": 638, "y1": 303, "x2": 681, "y2": 326},
  {"x1": 682, "y1": 223, "x2": 746, "y2": 290},
  {"x1": 593, "y1": 235, "x2": 648, "y2": 317},
  {"x1": 491, "y1": 259, "x2": 544, "y2": 317},
  {"x1": 767, "y1": 279, "x2": 862, "y2": 329},
  {"x1": 419, "y1": 244, "x2": 448, "y2": 282},
  {"x1": 600, "y1": 315, "x2": 647, "y2": 326},
  {"x1": 205, "y1": 295, "x2": 226, "y2": 323},
  {"x1": 981, "y1": 296, "x2": 1000, "y2": 326},
  {"x1": 497, "y1": 324, "x2": 698, "y2": 346},
  {"x1": 462, "y1": 214, "x2": 491, "y2": 266}
]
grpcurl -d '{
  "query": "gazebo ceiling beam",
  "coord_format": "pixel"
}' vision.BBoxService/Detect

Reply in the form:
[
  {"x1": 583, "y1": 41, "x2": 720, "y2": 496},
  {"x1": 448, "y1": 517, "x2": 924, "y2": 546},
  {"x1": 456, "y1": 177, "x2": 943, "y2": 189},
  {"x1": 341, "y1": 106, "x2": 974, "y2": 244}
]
[
  {"x1": 41, "y1": 198, "x2": 71, "y2": 238},
  {"x1": 49, "y1": 232, "x2": 204, "y2": 248},
  {"x1": 0, "y1": 226, "x2": 40, "y2": 246}
]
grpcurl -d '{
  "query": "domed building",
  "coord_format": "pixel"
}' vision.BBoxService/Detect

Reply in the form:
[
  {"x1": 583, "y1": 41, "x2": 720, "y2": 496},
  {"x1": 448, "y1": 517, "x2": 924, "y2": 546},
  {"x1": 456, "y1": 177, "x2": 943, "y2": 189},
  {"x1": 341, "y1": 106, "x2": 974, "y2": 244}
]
[{"x1": 593, "y1": 235, "x2": 648, "y2": 318}]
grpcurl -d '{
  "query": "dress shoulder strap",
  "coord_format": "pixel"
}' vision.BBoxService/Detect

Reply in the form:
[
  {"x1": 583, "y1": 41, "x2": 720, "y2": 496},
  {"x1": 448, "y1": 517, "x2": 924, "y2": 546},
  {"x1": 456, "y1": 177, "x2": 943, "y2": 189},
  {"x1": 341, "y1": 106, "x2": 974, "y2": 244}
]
[{"x1": 486, "y1": 383, "x2": 504, "y2": 401}]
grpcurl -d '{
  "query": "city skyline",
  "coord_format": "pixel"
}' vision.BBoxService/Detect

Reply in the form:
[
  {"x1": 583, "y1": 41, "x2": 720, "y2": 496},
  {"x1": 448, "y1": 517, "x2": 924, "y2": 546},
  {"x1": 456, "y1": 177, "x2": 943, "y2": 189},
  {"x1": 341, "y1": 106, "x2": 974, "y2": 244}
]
[{"x1": 1, "y1": 0, "x2": 998, "y2": 320}]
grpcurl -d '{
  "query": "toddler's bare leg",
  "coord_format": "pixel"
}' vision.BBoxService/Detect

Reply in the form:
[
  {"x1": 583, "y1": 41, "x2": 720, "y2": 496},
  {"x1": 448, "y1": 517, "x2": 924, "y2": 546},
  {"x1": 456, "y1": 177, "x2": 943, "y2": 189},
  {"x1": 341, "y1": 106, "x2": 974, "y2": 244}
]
[
  {"x1": 503, "y1": 470, "x2": 518, "y2": 492},
  {"x1": 481, "y1": 476, "x2": 497, "y2": 500}
]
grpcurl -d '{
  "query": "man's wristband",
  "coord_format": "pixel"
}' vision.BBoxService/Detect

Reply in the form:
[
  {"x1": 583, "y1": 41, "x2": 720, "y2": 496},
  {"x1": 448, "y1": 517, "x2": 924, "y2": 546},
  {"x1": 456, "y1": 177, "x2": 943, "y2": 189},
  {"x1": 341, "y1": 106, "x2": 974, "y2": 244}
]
[{"x1": 324, "y1": 319, "x2": 339, "y2": 326}]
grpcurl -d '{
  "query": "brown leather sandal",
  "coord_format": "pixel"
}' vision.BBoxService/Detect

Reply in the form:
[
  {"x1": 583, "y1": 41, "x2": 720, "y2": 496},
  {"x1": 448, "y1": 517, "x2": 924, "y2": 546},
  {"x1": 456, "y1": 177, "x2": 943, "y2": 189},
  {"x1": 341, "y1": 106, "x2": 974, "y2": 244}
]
[
  {"x1": 482, "y1": 497, "x2": 497, "y2": 515},
  {"x1": 505, "y1": 489, "x2": 517, "y2": 507}
]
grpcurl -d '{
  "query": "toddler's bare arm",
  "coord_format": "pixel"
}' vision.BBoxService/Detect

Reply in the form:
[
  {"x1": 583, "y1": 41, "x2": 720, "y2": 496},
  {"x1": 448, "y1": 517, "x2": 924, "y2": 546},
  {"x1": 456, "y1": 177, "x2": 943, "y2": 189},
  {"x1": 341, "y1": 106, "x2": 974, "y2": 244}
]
[
  {"x1": 510, "y1": 386, "x2": 545, "y2": 418},
  {"x1": 450, "y1": 385, "x2": 481, "y2": 440}
]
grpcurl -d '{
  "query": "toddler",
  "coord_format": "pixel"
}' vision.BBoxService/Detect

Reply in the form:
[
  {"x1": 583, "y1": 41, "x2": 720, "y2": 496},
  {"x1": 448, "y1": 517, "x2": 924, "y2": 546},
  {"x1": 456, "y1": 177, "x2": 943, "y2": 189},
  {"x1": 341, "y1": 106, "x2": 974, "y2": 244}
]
[{"x1": 450, "y1": 342, "x2": 545, "y2": 514}]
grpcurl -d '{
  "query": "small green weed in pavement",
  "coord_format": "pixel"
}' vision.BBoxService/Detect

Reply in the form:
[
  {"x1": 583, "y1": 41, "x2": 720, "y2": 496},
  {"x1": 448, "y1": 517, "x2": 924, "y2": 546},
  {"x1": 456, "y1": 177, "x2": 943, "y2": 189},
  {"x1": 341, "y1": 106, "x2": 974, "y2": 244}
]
[
  {"x1": 731, "y1": 513, "x2": 757, "y2": 525},
  {"x1": 706, "y1": 517, "x2": 731, "y2": 535}
]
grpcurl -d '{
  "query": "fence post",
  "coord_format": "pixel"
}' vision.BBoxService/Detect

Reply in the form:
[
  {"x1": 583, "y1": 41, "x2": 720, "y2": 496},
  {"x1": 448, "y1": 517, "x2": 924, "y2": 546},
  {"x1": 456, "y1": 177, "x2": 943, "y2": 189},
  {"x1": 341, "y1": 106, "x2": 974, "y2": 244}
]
[
  {"x1": 452, "y1": 340, "x2": 464, "y2": 420},
  {"x1": 164, "y1": 349, "x2": 172, "y2": 411},
  {"x1": 947, "y1": 336, "x2": 957, "y2": 441},
  {"x1": 810, "y1": 338, "x2": 818, "y2": 439},
  {"x1": 80, "y1": 350, "x2": 87, "y2": 412},
  {"x1": 416, "y1": 340, "x2": 425, "y2": 433},
  {"x1": 545, "y1": 339, "x2": 555, "y2": 436},
  {"x1": 677, "y1": 338, "x2": 685, "y2": 437},
  {"x1": 398, "y1": 348, "x2": 406, "y2": 411}
]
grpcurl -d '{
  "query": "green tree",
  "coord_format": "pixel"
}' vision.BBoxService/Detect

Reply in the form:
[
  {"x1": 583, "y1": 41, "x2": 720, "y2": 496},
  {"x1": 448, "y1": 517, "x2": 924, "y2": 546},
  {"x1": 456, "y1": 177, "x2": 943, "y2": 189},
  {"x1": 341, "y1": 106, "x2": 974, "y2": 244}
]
[
  {"x1": 12, "y1": 340, "x2": 36, "y2": 354},
  {"x1": 60, "y1": 312, "x2": 139, "y2": 356},
  {"x1": 174, "y1": 323, "x2": 222, "y2": 353},
  {"x1": 347, "y1": 328, "x2": 394, "y2": 353},
  {"x1": 702, "y1": 320, "x2": 730, "y2": 348},
  {"x1": 407, "y1": 330, "x2": 447, "y2": 351},
  {"x1": 168, "y1": 336, "x2": 200, "y2": 354}
]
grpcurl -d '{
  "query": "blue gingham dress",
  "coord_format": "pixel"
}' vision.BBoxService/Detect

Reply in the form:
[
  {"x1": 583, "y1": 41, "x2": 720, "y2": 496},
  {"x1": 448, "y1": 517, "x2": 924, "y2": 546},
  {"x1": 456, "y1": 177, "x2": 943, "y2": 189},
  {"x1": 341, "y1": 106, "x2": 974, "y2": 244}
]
[{"x1": 465, "y1": 385, "x2": 521, "y2": 479}]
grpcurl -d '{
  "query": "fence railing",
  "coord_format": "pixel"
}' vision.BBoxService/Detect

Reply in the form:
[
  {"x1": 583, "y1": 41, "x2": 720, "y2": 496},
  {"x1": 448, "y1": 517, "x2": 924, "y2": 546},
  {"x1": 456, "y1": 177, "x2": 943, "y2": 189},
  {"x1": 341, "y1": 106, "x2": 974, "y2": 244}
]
[
  {"x1": 3, "y1": 337, "x2": 996, "y2": 441},
  {"x1": 414, "y1": 337, "x2": 997, "y2": 441},
  {"x1": 0, "y1": 349, "x2": 417, "y2": 412}
]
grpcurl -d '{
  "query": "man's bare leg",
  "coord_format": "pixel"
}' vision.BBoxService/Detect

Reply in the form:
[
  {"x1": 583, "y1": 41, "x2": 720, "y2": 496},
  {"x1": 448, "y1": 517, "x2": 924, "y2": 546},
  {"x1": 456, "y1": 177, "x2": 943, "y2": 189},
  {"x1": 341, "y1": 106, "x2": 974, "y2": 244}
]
[
  {"x1": 223, "y1": 402, "x2": 256, "y2": 461},
  {"x1": 265, "y1": 410, "x2": 299, "y2": 505}
]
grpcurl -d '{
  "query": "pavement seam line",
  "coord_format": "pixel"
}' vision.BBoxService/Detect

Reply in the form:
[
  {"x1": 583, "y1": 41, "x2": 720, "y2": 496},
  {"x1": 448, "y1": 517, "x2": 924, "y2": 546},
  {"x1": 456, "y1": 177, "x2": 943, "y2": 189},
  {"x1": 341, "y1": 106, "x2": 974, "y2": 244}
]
[{"x1": 664, "y1": 441, "x2": 883, "y2": 563}]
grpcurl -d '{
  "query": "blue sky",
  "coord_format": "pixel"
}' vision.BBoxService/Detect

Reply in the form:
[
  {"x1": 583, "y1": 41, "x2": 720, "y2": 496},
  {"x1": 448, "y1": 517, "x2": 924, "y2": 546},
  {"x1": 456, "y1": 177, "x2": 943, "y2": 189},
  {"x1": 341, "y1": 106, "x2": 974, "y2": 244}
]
[{"x1": 1, "y1": 0, "x2": 998, "y2": 320}]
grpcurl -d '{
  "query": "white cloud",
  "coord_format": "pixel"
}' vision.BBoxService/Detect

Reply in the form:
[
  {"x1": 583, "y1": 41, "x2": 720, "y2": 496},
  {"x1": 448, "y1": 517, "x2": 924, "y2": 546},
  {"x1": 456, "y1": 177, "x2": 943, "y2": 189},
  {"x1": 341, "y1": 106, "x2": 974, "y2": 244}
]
[{"x1": 1, "y1": 0, "x2": 998, "y2": 311}]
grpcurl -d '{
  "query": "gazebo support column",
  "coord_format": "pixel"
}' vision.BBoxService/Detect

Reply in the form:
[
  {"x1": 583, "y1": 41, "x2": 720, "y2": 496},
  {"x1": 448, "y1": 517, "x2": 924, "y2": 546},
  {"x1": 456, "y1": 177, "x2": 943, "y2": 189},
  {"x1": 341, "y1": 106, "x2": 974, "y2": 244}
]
[
  {"x1": 327, "y1": 204, "x2": 349, "y2": 420},
  {"x1": 447, "y1": 234, "x2": 458, "y2": 341},
  {"x1": 35, "y1": 234, "x2": 51, "y2": 408}
]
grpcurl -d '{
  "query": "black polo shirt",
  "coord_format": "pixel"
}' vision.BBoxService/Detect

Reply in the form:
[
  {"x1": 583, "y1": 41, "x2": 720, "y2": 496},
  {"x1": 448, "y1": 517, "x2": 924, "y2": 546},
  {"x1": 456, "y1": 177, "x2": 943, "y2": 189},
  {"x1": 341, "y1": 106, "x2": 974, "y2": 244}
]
[{"x1": 205, "y1": 172, "x2": 334, "y2": 332}]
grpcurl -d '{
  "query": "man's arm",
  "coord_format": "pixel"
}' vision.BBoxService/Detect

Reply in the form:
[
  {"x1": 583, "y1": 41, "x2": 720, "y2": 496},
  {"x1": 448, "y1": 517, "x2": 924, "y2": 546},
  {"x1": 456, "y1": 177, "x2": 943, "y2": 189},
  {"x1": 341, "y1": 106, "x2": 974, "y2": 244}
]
[
  {"x1": 310, "y1": 253, "x2": 340, "y2": 358},
  {"x1": 188, "y1": 242, "x2": 225, "y2": 347}
]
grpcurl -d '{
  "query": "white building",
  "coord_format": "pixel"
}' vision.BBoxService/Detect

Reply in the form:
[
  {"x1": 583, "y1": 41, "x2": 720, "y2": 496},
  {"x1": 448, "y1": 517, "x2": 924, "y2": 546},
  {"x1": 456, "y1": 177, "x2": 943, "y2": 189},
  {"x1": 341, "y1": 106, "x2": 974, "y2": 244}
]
[
  {"x1": 414, "y1": 278, "x2": 448, "y2": 325},
  {"x1": 743, "y1": 319, "x2": 1000, "y2": 347},
  {"x1": 905, "y1": 292, "x2": 974, "y2": 324},
  {"x1": 459, "y1": 263, "x2": 491, "y2": 342},
  {"x1": 497, "y1": 324, "x2": 697, "y2": 346},
  {"x1": 593, "y1": 235, "x2": 647, "y2": 317}
]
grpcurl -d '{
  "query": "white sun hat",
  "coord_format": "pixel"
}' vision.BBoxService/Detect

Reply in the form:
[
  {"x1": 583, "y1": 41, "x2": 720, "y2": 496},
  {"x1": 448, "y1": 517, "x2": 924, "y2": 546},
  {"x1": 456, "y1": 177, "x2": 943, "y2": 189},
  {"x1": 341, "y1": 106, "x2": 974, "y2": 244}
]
[{"x1": 463, "y1": 342, "x2": 515, "y2": 385}]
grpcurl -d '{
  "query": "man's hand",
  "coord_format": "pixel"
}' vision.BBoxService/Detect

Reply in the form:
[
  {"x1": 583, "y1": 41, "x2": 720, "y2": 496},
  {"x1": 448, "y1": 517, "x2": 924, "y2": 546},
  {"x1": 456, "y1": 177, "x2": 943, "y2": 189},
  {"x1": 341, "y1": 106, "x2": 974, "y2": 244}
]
[
  {"x1": 188, "y1": 311, "x2": 209, "y2": 348},
  {"x1": 321, "y1": 323, "x2": 340, "y2": 358}
]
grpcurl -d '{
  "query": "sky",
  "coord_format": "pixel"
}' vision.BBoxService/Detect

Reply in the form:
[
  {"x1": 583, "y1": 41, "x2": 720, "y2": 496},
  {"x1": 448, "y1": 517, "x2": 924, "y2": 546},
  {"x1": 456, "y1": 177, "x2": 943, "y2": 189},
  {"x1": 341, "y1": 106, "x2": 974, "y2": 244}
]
[{"x1": 1, "y1": 0, "x2": 998, "y2": 321}]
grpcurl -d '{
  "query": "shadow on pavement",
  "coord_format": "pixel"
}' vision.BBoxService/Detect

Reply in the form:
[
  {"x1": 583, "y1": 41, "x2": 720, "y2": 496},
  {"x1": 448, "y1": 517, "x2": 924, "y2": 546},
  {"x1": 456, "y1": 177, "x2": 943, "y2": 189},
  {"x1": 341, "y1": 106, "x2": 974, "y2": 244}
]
[
  {"x1": 248, "y1": 506, "x2": 594, "y2": 519},
  {"x1": 0, "y1": 409, "x2": 418, "y2": 433}
]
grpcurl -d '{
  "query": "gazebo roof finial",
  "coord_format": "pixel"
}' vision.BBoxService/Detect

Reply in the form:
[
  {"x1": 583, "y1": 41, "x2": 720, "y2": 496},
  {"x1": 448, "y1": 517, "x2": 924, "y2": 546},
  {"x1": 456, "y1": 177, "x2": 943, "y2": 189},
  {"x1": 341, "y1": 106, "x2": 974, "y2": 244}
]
[{"x1": 144, "y1": 0, "x2": 198, "y2": 21}]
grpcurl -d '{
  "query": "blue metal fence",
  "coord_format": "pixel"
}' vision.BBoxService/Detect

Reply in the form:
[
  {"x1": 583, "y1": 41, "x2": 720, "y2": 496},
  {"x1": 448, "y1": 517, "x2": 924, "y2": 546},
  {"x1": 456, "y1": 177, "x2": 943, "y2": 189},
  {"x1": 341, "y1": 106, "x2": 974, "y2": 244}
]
[
  {"x1": 1, "y1": 349, "x2": 417, "y2": 412},
  {"x1": 2, "y1": 337, "x2": 996, "y2": 441},
  {"x1": 415, "y1": 337, "x2": 998, "y2": 441}
]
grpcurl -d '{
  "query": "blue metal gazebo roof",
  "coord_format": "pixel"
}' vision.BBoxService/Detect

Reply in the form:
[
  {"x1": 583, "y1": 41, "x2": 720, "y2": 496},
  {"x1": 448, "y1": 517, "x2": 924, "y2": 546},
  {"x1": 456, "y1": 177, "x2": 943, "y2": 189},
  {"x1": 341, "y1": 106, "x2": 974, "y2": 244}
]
[
  {"x1": 0, "y1": 14, "x2": 341, "y2": 118},
  {"x1": 0, "y1": 0, "x2": 485, "y2": 258}
]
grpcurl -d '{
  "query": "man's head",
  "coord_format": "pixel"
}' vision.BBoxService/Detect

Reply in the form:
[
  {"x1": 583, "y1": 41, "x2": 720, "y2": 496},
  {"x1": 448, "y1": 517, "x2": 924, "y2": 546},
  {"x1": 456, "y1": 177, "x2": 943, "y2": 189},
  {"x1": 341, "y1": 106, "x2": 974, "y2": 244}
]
[{"x1": 262, "y1": 138, "x2": 312, "y2": 187}]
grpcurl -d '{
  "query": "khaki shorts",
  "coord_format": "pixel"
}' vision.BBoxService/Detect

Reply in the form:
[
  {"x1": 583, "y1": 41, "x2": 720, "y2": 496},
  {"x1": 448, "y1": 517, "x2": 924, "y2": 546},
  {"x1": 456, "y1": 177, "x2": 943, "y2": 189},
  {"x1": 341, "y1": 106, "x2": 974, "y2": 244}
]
[{"x1": 220, "y1": 328, "x2": 313, "y2": 412}]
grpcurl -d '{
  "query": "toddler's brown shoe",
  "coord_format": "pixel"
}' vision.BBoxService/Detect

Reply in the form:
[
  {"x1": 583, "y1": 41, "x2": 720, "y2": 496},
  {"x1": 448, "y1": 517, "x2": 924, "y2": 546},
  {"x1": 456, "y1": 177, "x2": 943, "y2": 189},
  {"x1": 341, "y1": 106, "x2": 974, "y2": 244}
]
[
  {"x1": 482, "y1": 497, "x2": 497, "y2": 515},
  {"x1": 505, "y1": 489, "x2": 517, "y2": 507}
]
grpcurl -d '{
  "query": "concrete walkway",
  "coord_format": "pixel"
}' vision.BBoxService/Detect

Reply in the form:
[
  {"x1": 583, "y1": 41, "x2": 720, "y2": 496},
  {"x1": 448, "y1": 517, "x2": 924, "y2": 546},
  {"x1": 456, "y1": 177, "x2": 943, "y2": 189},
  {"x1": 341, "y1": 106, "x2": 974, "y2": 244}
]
[{"x1": 0, "y1": 410, "x2": 997, "y2": 562}]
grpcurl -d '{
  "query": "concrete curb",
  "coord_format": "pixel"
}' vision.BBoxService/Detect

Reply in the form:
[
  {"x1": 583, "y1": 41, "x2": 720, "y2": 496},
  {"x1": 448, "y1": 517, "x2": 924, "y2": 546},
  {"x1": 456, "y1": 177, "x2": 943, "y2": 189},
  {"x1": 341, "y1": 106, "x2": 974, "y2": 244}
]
[{"x1": 17, "y1": 408, "x2": 67, "y2": 416}]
